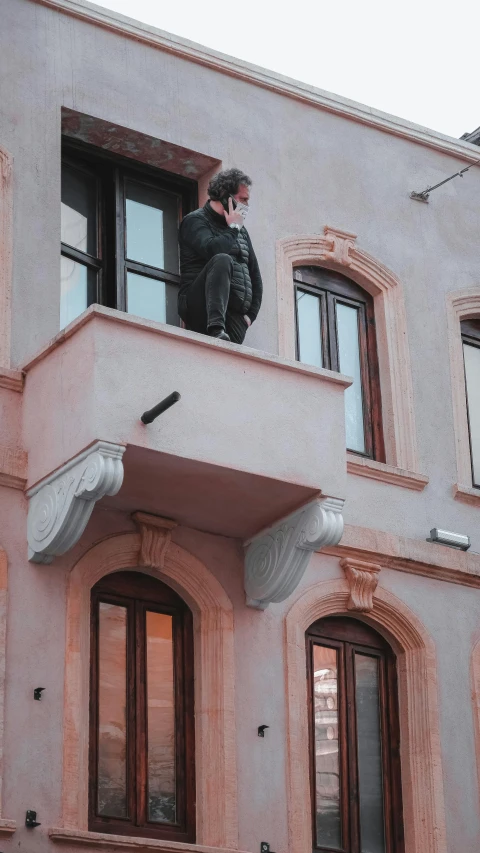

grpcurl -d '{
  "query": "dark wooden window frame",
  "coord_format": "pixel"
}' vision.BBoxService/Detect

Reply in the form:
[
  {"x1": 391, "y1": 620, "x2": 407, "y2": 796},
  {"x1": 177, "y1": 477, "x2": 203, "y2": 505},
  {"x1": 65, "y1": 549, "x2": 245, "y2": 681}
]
[
  {"x1": 61, "y1": 138, "x2": 198, "y2": 320},
  {"x1": 461, "y1": 318, "x2": 480, "y2": 489},
  {"x1": 89, "y1": 571, "x2": 195, "y2": 843},
  {"x1": 306, "y1": 616, "x2": 404, "y2": 853},
  {"x1": 294, "y1": 267, "x2": 385, "y2": 462}
]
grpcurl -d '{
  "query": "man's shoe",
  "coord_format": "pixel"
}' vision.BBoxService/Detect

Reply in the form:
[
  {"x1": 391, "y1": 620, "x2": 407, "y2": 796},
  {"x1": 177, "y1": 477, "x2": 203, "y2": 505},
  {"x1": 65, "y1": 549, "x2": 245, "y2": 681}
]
[{"x1": 208, "y1": 327, "x2": 230, "y2": 341}]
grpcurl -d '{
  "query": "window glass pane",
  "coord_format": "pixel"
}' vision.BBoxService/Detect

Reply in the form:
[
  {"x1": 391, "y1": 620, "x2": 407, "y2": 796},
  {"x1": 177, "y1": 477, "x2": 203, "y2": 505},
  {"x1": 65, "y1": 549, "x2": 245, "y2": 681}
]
[
  {"x1": 98, "y1": 603, "x2": 128, "y2": 818},
  {"x1": 126, "y1": 182, "x2": 180, "y2": 273},
  {"x1": 296, "y1": 290, "x2": 323, "y2": 368},
  {"x1": 355, "y1": 654, "x2": 385, "y2": 853},
  {"x1": 60, "y1": 255, "x2": 96, "y2": 328},
  {"x1": 313, "y1": 645, "x2": 341, "y2": 849},
  {"x1": 61, "y1": 164, "x2": 97, "y2": 255},
  {"x1": 464, "y1": 342, "x2": 480, "y2": 486},
  {"x1": 146, "y1": 611, "x2": 176, "y2": 824},
  {"x1": 336, "y1": 302, "x2": 366, "y2": 453},
  {"x1": 127, "y1": 272, "x2": 166, "y2": 323}
]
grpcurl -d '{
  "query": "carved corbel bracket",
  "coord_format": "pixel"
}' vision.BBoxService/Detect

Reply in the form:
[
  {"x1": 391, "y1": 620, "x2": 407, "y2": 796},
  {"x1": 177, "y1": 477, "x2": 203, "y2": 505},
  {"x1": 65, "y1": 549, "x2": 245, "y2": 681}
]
[
  {"x1": 133, "y1": 511, "x2": 177, "y2": 569},
  {"x1": 27, "y1": 441, "x2": 125, "y2": 564},
  {"x1": 245, "y1": 497, "x2": 345, "y2": 609},
  {"x1": 340, "y1": 557, "x2": 381, "y2": 612},
  {"x1": 323, "y1": 226, "x2": 357, "y2": 267}
]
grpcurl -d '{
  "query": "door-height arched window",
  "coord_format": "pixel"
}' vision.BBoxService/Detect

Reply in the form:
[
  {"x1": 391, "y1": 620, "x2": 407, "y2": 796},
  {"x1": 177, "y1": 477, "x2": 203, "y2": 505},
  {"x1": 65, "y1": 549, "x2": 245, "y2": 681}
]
[
  {"x1": 89, "y1": 571, "x2": 195, "y2": 843},
  {"x1": 461, "y1": 318, "x2": 480, "y2": 488},
  {"x1": 306, "y1": 616, "x2": 404, "y2": 853},
  {"x1": 294, "y1": 267, "x2": 384, "y2": 461}
]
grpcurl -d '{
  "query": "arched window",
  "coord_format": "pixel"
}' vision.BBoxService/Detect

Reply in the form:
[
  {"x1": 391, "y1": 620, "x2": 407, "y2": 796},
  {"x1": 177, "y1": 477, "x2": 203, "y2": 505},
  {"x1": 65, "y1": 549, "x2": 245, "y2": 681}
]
[
  {"x1": 306, "y1": 616, "x2": 404, "y2": 853},
  {"x1": 294, "y1": 267, "x2": 384, "y2": 461},
  {"x1": 89, "y1": 571, "x2": 195, "y2": 842},
  {"x1": 461, "y1": 318, "x2": 480, "y2": 489}
]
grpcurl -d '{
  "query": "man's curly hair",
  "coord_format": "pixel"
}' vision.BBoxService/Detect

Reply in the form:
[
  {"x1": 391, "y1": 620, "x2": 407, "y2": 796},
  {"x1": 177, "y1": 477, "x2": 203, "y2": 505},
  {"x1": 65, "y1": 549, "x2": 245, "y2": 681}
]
[{"x1": 208, "y1": 168, "x2": 252, "y2": 201}]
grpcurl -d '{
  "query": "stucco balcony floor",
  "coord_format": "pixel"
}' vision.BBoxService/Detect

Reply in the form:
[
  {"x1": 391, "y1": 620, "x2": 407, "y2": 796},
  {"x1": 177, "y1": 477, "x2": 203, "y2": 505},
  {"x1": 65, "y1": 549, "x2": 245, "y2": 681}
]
[{"x1": 22, "y1": 306, "x2": 350, "y2": 540}]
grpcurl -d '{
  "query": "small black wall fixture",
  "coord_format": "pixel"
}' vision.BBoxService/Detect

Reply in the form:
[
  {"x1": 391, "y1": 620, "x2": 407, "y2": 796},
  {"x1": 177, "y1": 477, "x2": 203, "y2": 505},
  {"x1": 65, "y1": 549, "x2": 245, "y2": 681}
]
[
  {"x1": 258, "y1": 725, "x2": 269, "y2": 737},
  {"x1": 26, "y1": 810, "x2": 41, "y2": 828},
  {"x1": 261, "y1": 843, "x2": 276, "y2": 853},
  {"x1": 34, "y1": 687, "x2": 45, "y2": 700},
  {"x1": 141, "y1": 391, "x2": 181, "y2": 424}
]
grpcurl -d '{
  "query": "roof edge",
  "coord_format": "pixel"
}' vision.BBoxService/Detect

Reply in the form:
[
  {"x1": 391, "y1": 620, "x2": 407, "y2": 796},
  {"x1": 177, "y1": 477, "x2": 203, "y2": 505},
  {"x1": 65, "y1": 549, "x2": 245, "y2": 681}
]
[{"x1": 32, "y1": 0, "x2": 480, "y2": 164}]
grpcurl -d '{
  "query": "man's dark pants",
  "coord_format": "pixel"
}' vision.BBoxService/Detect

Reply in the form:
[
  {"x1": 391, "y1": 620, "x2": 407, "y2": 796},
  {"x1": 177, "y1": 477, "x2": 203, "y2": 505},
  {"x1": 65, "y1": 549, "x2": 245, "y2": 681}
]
[{"x1": 182, "y1": 253, "x2": 248, "y2": 344}]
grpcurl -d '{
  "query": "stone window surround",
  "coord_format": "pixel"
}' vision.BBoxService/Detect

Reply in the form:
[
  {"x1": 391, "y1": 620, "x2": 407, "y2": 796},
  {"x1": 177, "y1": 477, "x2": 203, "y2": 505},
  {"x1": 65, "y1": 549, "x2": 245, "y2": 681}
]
[
  {"x1": 277, "y1": 228, "x2": 428, "y2": 491},
  {"x1": 284, "y1": 577, "x2": 447, "y2": 853},
  {"x1": 0, "y1": 548, "x2": 16, "y2": 838},
  {"x1": 446, "y1": 288, "x2": 480, "y2": 506},
  {"x1": 57, "y1": 526, "x2": 239, "y2": 851},
  {"x1": 0, "y1": 146, "x2": 12, "y2": 370}
]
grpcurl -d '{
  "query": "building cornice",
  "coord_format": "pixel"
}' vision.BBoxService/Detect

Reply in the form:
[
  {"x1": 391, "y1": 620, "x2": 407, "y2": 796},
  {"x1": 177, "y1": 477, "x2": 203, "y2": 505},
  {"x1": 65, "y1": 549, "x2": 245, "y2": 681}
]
[
  {"x1": 323, "y1": 524, "x2": 480, "y2": 589},
  {"x1": 32, "y1": 0, "x2": 480, "y2": 165},
  {"x1": 0, "y1": 367, "x2": 23, "y2": 393}
]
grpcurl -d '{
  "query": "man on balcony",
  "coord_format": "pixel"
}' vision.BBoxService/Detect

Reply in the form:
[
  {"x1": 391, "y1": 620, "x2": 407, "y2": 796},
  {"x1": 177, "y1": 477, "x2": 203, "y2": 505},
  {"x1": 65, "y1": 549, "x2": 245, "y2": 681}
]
[{"x1": 178, "y1": 168, "x2": 263, "y2": 343}]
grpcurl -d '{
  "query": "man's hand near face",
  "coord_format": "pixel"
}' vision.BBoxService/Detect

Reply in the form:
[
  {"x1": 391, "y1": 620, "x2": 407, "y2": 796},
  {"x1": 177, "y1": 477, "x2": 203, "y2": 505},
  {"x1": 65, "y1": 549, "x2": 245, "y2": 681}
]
[
  {"x1": 224, "y1": 197, "x2": 244, "y2": 229},
  {"x1": 223, "y1": 199, "x2": 251, "y2": 327}
]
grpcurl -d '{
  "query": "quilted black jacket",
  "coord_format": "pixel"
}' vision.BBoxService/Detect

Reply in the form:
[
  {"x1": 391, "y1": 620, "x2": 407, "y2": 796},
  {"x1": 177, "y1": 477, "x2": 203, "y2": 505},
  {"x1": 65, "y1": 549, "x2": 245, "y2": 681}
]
[{"x1": 178, "y1": 202, "x2": 263, "y2": 322}]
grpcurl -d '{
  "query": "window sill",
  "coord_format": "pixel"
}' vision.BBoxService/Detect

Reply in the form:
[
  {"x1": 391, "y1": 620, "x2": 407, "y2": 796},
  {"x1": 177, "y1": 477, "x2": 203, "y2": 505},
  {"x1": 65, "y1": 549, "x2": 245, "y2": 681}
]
[
  {"x1": 49, "y1": 828, "x2": 252, "y2": 853},
  {"x1": 453, "y1": 483, "x2": 480, "y2": 507},
  {"x1": 0, "y1": 818, "x2": 16, "y2": 835},
  {"x1": 346, "y1": 454, "x2": 429, "y2": 491}
]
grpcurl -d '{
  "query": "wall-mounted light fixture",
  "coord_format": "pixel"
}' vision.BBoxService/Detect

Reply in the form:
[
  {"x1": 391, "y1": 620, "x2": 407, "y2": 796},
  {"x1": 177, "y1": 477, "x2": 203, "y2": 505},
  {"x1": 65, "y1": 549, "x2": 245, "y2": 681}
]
[
  {"x1": 34, "y1": 687, "x2": 45, "y2": 700},
  {"x1": 427, "y1": 528, "x2": 470, "y2": 551},
  {"x1": 25, "y1": 810, "x2": 41, "y2": 828},
  {"x1": 258, "y1": 725, "x2": 269, "y2": 738}
]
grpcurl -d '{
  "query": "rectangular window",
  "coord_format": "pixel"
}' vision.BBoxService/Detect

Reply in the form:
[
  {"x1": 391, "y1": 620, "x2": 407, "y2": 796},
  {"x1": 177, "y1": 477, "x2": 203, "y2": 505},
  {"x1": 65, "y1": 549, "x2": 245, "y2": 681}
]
[
  {"x1": 294, "y1": 268, "x2": 384, "y2": 462},
  {"x1": 307, "y1": 618, "x2": 404, "y2": 853},
  {"x1": 463, "y1": 339, "x2": 480, "y2": 488},
  {"x1": 90, "y1": 572, "x2": 195, "y2": 843},
  {"x1": 60, "y1": 143, "x2": 197, "y2": 330}
]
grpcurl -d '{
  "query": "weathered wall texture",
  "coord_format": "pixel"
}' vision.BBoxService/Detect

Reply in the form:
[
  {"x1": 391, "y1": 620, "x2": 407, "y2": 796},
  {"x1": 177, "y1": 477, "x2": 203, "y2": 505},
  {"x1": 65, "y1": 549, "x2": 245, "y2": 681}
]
[{"x1": 1, "y1": 1, "x2": 480, "y2": 853}]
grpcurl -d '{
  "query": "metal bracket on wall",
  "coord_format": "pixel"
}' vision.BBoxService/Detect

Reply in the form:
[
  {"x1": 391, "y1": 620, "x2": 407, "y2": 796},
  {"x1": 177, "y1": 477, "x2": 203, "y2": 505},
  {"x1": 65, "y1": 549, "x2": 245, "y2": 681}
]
[
  {"x1": 25, "y1": 810, "x2": 41, "y2": 828},
  {"x1": 261, "y1": 844, "x2": 276, "y2": 853}
]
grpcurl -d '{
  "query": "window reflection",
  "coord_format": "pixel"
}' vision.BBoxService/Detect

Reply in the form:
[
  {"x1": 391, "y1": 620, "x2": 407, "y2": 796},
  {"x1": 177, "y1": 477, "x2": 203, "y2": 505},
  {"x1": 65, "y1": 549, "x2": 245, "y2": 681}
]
[
  {"x1": 313, "y1": 645, "x2": 341, "y2": 849},
  {"x1": 61, "y1": 165, "x2": 97, "y2": 255},
  {"x1": 463, "y1": 341, "x2": 480, "y2": 486},
  {"x1": 355, "y1": 654, "x2": 385, "y2": 853},
  {"x1": 60, "y1": 256, "x2": 96, "y2": 328},
  {"x1": 98, "y1": 603, "x2": 128, "y2": 818},
  {"x1": 296, "y1": 290, "x2": 323, "y2": 368},
  {"x1": 336, "y1": 302, "x2": 366, "y2": 454},
  {"x1": 126, "y1": 181, "x2": 180, "y2": 274},
  {"x1": 147, "y1": 612, "x2": 176, "y2": 824}
]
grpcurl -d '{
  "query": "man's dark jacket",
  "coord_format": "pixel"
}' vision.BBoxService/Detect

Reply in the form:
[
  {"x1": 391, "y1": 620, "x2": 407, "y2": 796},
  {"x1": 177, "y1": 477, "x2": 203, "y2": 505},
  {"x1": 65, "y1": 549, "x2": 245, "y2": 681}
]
[{"x1": 178, "y1": 201, "x2": 263, "y2": 323}]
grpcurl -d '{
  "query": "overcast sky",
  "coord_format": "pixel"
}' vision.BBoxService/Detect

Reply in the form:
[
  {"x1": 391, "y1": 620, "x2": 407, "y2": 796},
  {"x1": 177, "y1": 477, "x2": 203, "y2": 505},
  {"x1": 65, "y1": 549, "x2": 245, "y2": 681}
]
[{"x1": 97, "y1": 0, "x2": 477, "y2": 141}]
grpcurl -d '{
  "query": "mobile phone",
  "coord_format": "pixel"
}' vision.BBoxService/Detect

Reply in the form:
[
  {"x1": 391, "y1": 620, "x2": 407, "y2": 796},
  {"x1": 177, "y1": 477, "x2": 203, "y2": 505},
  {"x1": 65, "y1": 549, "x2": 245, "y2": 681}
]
[{"x1": 221, "y1": 195, "x2": 237, "y2": 212}]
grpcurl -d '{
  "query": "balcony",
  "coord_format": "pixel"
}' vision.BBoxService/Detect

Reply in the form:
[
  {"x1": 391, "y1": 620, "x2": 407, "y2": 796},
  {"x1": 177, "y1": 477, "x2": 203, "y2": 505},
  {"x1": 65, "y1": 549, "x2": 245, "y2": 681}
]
[{"x1": 22, "y1": 306, "x2": 350, "y2": 542}]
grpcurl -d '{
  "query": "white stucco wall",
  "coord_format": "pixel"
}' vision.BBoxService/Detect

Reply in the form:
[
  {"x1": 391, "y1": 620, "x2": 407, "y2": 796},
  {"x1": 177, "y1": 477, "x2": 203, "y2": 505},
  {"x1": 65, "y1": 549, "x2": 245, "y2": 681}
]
[{"x1": 1, "y1": 1, "x2": 480, "y2": 851}]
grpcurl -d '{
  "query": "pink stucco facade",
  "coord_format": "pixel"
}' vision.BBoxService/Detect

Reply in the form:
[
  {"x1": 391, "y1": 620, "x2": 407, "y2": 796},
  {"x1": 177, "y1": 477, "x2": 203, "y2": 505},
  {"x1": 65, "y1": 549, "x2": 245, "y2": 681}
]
[{"x1": 1, "y1": 1, "x2": 480, "y2": 852}]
